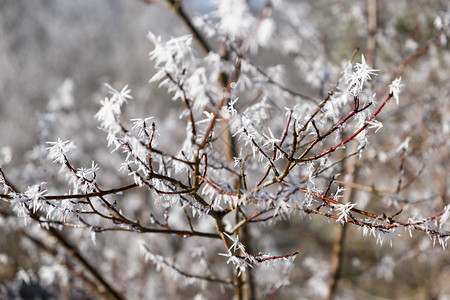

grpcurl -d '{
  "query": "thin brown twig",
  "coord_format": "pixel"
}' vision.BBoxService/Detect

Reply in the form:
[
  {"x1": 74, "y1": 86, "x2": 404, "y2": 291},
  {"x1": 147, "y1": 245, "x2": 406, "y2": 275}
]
[{"x1": 165, "y1": 0, "x2": 211, "y2": 54}]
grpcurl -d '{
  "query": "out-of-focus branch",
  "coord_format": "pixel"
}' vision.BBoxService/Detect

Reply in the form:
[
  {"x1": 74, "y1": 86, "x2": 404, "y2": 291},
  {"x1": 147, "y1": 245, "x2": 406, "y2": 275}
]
[
  {"x1": 24, "y1": 209, "x2": 126, "y2": 300},
  {"x1": 389, "y1": 26, "x2": 447, "y2": 81},
  {"x1": 166, "y1": 0, "x2": 211, "y2": 54},
  {"x1": 326, "y1": 149, "x2": 358, "y2": 300},
  {"x1": 328, "y1": 4, "x2": 377, "y2": 298},
  {"x1": 1, "y1": 169, "x2": 123, "y2": 300},
  {"x1": 19, "y1": 229, "x2": 108, "y2": 300},
  {"x1": 337, "y1": 162, "x2": 425, "y2": 195},
  {"x1": 138, "y1": 0, "x2": 212, "y2": 54},
  {"x1": 366, "y1": 0, "x2": 377, "y2": 67}
]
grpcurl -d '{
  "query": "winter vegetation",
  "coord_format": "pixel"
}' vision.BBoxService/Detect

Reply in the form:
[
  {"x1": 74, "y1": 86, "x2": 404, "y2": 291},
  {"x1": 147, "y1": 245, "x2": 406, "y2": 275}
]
[{"x1": 0, "y1": 0, "x2": 449, "y2": 299}]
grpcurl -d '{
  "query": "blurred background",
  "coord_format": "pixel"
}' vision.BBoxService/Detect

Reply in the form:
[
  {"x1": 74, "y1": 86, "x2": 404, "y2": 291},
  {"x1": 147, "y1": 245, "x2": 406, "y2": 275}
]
[{"x1": 0, "y1": 0, "x2": 449, "y2": 299}]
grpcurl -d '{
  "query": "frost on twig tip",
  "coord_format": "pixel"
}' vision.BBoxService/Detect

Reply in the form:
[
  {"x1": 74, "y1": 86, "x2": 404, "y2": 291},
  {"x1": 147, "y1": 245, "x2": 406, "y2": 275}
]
[
  {"x1": 395, "y1": 136, "x2": 411, "y2": 152},
  {"x1": 46, "y1": 139, "x2": 75, "y2": 164},
  {"x1": 389, "y1": 77, "x2": 404, "y2": 105},
  {"x1": 346, "y1": 54, "x2": 378, "y2": 97},
  {"x1": 334, "y1": 202, "x2": 357, "y2": 223}
]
